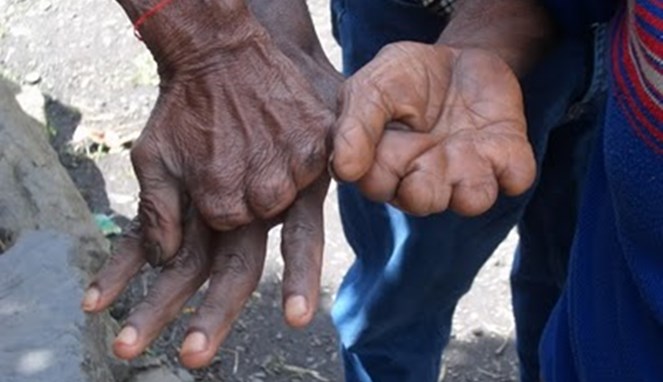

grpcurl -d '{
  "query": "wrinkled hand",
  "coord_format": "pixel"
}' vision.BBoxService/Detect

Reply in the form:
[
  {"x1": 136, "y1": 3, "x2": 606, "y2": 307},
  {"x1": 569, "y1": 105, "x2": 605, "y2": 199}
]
[
  {"x1": 82, "y1": 177, "x2": 328, "y2": 369},
  {"x1": 124, "y1": 1, "x2": 333, "y2": 264},
  {"x1": 84, "y1": 1, "x2": 342, "y2": 367},
  {"x1": 332, "y1": 42, "x2": 536, "y2": 216}
]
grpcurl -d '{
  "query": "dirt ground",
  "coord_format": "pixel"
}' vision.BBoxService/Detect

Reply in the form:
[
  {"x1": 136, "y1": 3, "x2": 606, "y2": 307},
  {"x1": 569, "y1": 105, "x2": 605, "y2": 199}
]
[{"x1": 0, "y1": 0, "x2": 520, "y2": 381}]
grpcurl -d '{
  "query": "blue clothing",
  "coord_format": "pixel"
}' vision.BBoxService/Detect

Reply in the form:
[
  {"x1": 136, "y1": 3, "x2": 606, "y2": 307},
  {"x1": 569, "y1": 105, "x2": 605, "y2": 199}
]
[
  {"x1": 540, "y1": 3, "x2": 663, "y2": 381},
  {"x1": 329, "y1": 1, "x2": 605, "y2": 381},
  {"x1": 540, "y1": 0, "x2": 617, "y2": 35}
]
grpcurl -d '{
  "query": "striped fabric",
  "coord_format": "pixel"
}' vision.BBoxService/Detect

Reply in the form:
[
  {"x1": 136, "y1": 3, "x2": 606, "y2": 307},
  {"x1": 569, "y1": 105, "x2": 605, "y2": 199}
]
[{"x1": 612, "y1": 0, "x2": 663, "y2": 153}]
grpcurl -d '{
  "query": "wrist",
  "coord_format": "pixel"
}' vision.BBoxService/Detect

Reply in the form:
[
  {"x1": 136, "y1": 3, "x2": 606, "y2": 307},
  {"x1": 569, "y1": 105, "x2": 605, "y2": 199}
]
[
  {"x1": 117, "y1": 0, "x2": 269, "y2": 78},
  {"x1": 435, "y1": 0, "x2": 555, "y2": 77}
]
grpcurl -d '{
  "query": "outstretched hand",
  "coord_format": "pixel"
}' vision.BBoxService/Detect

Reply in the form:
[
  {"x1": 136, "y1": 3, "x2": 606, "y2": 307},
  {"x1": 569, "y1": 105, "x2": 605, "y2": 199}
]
[{"x1": 332, "y1": 42, "x2": 536, "y2": 216}]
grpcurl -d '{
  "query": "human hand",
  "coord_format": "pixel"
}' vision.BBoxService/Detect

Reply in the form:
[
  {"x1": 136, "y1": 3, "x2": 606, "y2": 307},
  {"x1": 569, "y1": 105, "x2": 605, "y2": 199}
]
[
  {"x1": 82, "y1": 177, "x2": 328, "y2": 369},
  {"x1": 118, "y1": 1, "x2": 333, "y2": 264},
  {"x1": 331, "y1": 42, "x2": 536, "y2": 216}
]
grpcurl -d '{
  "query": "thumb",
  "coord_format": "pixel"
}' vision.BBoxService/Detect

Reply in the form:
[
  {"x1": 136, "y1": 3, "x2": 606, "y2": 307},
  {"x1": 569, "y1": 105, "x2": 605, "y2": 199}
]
[
  {"x1": 332, "y1": 74, "x2": 393, "y2": 182},
  {"x1": 332, "y1": 43, "x2": 439, "y2": 182}
]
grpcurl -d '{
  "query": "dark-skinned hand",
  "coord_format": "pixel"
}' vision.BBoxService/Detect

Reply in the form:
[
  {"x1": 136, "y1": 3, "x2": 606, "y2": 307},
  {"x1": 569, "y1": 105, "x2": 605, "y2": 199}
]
[
  {"x1": 82, "y1": 178, "x2": 328, "y2": 369},
  {"x1": 116, "y1": 0, "x2": 334, "y2": 265},
  {"x1": 83, "y1": 0, "x2": 342, "y2": 369},
  {"x1": 332, "y1": 42, "x2": 536, "y2": 216}
]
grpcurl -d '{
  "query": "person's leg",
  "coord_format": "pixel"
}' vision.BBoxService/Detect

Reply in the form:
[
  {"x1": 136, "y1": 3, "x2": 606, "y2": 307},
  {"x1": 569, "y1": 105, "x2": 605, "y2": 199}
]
[
  {"x1": 511, "y1": 118, "x2": 595, "y2": 382},
  {"x1": 511, "y1": 24, "x2": 609, "y2": 382},
  {"x1": 330, "y1": 1, "x2": 594, "y2": 381}
]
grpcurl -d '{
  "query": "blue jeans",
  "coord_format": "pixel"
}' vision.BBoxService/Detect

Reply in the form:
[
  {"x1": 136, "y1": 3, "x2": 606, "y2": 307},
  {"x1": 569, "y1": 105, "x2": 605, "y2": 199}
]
[{"x1": 329, "y1": 1, "x2": 606, "y2": 381}]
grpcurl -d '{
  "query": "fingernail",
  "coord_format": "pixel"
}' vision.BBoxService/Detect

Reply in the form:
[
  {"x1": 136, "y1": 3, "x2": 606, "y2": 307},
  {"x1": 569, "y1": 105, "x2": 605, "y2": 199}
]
[
  {"x1": 285, "y1": 295, "x2": 309, "y2": 319},
  {"x1": 115, "y1": 326, "x2": 138, "y2": 347},
  {"x1": 181, "y1": 332, "x2": 208, "y2": 355},
  {"x1": 81, "y1": 287, "x2": 100, "y2": 311}
]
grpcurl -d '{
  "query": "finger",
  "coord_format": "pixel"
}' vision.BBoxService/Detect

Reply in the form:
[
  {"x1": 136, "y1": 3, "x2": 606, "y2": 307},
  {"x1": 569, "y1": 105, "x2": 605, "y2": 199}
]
[
  {"x1": 113, "y1": 218, "x2": 211, "y2": 360},
  {"x1": 448, "y1": 177, "x2": 500, "y2": 216},
  {"x1": 131, "y1": 140, "x2": 184, "y2": 265},
  {"x1": 395, "y1": 159, "x2": 453, "y2": 217},
  {"x1": 435, "y1": 133, "x2": 501, "y2": 216},
  {"x1": 483, "y1": 127, "x2": 536, "y2": 196},
  {"x1": 82, "y1": 219, "x2": 146, "y2": 313},
  {"x1": 280, "y1": 178, "x2": 329, "y2": 328},
  {"x1": 356, "y1": 129, "x2": 433, "y2": 202},
  {"x1": 332, "y1": 77, "x2": 392, "y2": 182},
  {"x1": 180, "y1": 223, "x2": 268, "y2": 369},
  {"x1": 247, "y1": 153, "x2": 298, "y2": 220}
]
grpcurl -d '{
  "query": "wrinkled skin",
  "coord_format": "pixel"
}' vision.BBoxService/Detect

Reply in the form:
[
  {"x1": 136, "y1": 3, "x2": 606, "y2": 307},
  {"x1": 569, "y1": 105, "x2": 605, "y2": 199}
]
[
  {"x1": 84, "y1": 0, "x2": 341, "y2": 369},
  {"x1": 85, "y1": 1, "x2": 537, "y2": 370},
  {"x1": 83, "y1": 178, "x2": 328, "y2": 369},
  {"x1": 333, "y1": 42, "x2": 536, "y2": 216},
  {"x1": 125, "y1": 1, "x2": 334, "y2": 264}
]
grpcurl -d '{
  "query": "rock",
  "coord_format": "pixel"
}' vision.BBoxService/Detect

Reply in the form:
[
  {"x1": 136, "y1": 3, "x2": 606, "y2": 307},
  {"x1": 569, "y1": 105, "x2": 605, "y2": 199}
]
[
  {"x1": 24, "y1": 71, "x2": 42, "y2": 85},
  {"x1": 175, "y1": 368, "x2": 195, "y2": 382},
  {"x1": 471, "y1": 328, "x2": 485, "y2": 338},
  {"x1": 129, "y1": 367, "x2": 182, "y2": 382},
  {"x1": 0, "y1": 231, "x2": 119, "y2": 382},
  {"x1": 14, "y1": 84, "x2": 46, "y2": 125},
  {"x1": 0, "y1": 77, "x2": 126, "y2": 381}
]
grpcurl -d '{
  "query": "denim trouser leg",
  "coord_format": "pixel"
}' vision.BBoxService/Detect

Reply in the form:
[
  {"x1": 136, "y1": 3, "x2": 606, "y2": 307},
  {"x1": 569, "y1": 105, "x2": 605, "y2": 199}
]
[
  {"x1": 511, "y1": 115, "x2": 598, "y2": 382},
  {"x1": 511, "y1": 24, "x2": 608, "y2": 381},
  {"x1": 330, "y1": 1, "x2": 597, "y2": 381}
]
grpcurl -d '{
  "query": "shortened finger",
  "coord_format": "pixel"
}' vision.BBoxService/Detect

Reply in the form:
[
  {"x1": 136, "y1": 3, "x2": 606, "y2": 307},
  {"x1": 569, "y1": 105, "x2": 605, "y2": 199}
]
[
  {"x1": 357, "y1": 129, "x2": 433, "y2": 202},
  {"x1": 395, "y1": 168, "x2": 453, "y2": 216}
]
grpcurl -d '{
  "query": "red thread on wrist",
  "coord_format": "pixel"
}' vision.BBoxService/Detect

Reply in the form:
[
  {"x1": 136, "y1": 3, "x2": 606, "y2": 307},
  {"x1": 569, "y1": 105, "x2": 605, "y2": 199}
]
[{"x1": 133, "y1": 0, "x2": 176, "y2": 40}]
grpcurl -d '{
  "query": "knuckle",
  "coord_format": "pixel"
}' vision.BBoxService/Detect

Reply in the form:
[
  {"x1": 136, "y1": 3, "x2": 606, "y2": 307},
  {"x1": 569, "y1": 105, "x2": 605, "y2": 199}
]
[
  {"x1": 250, "y1": 178, "x2": 296, "y2": 217},
  {"x1": 195, "y1": 195, "x2": 251, "y2": 230}
]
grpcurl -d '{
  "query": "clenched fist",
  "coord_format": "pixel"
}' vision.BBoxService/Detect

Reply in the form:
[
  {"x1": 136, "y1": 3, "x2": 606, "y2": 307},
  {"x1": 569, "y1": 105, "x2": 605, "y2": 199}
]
[{"x1": 332, "y1": 42, "x2": 536, "y2": 216}]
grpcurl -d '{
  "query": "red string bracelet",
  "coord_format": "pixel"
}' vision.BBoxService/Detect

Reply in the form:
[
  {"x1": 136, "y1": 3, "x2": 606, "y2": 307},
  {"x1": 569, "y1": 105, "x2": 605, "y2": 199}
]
[{"x1": 133, "y1": 0, "x2": 176, "y2": 40}]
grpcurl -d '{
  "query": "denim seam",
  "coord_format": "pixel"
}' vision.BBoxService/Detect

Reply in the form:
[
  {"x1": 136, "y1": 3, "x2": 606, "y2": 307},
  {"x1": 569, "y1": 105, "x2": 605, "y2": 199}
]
[{"x1": 578, "y1": 23, "x2": 610, "y2": 105}]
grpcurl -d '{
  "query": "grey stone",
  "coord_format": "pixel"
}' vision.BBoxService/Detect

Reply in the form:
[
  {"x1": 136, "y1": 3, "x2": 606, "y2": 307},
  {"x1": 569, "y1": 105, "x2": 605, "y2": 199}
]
[
  {"x1": 0, "y1": 231, "x2": 117, "y2": 382},
  {"x1": 175, "y1": 368, "x2": 195, "y2": 382},
  {"x1": 24, "y1": 71, "x2": 41, "y2": 85},
  {"x1": 0, "y1": 77, "x2": 126, "y2": 381},
  {"x1": 129, "y1": 367, "x2": 182, "y2": 382}
]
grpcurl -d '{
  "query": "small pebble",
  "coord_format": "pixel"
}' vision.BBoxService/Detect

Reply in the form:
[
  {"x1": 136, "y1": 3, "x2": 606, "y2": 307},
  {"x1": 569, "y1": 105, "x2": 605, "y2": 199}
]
[
  {"x1": 472, "y1": 328, "x2": 485, "y2": 337},
  {"x1": 24, "y1": 71, "x2": 42, "y2": 85}
]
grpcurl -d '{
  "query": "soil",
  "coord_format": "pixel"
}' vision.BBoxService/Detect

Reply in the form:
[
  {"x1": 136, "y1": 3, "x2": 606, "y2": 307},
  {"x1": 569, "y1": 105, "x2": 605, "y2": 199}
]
[{"x1": 0, "y1": 0, "x2": 520, "y2": 381}]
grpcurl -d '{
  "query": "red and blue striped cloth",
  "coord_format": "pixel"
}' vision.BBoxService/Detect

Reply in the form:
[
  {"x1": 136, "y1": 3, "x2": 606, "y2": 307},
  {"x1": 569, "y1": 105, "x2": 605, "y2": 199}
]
[
  {"x1": 613, "y1": 0, "x2": 663, "y2": 153},
  {"x1": 540, "y1": 1, "x2": 663, "y2": 381}
]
